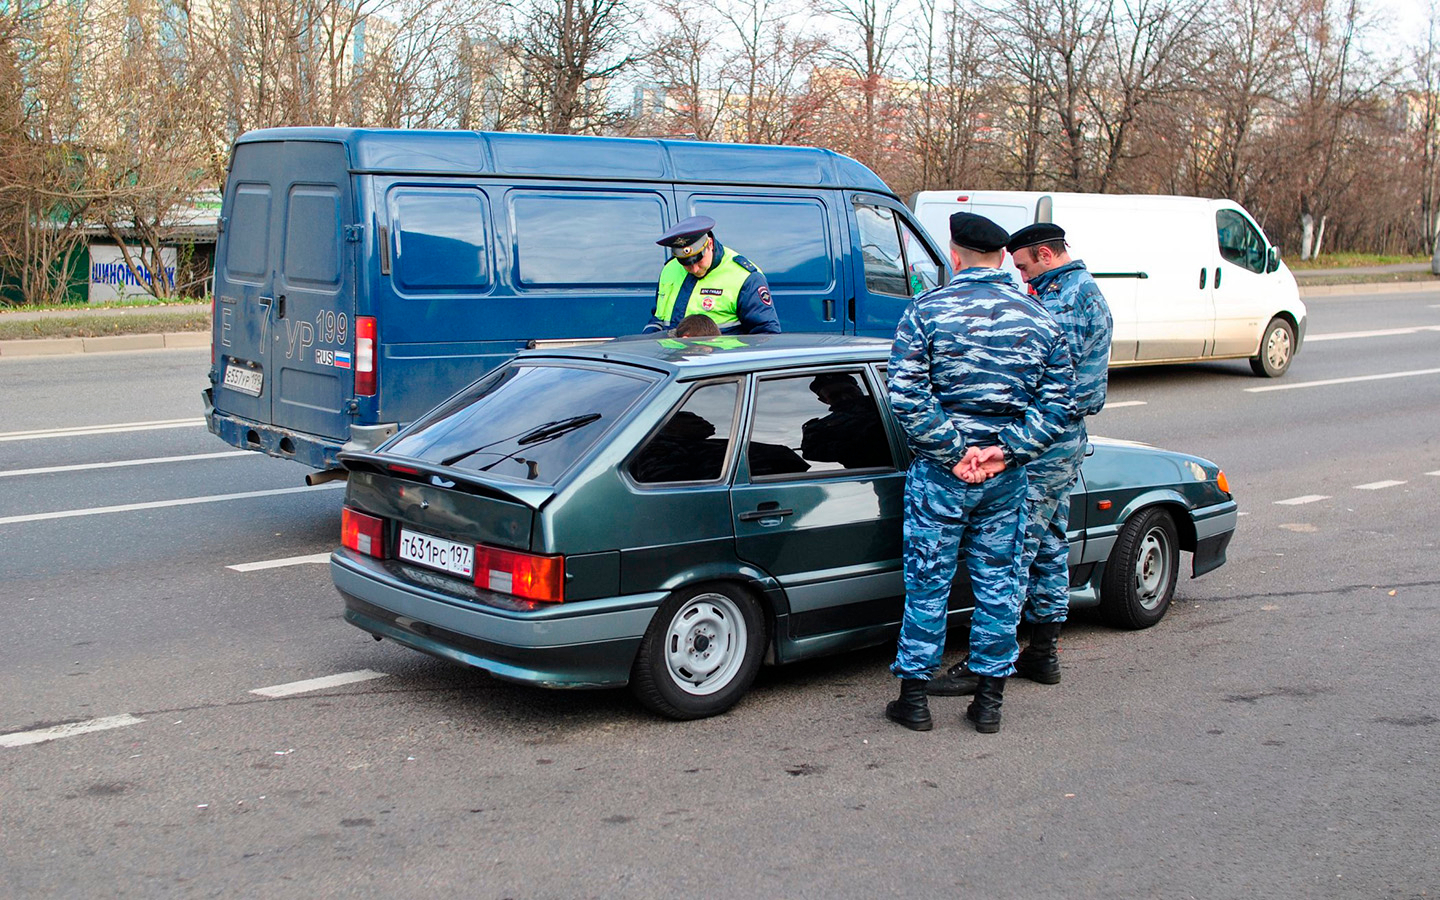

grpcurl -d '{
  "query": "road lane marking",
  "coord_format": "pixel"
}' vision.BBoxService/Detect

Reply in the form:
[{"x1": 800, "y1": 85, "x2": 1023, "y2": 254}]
[
  {"x1": 0, "y1": 418, "x2": 206, "y2": 441},
  {"x1": 0, "y1": 451, "x2": 249, "y2": 478},
  {"x1": 228, "y1": 553, "x2": 332, "y2": 572},
  {"x1": 1355, "y1": 480, "x2": 1406, "y2": 490},
  {"x1": 0, "y1": 482, "x2": 345, "y2": 526},
  {"x1": 1101, "y1": 401, "x2": 1147, "y2": 409},
  {"x1": 0, "y1": 714, "x2": 145, "y2": 748},
  {"x1": 1245, "y1": 368, "x2": 1440, "y2": 393},
  {"x1": 250, "y1": 670, "x2": 389, "y2": 698},
  {"x1": 1305, "y1": 325, "x2": 1440, "y2": 342},
  {"x1": 1275, "y1": 495, "x2": 1329, "y2": 505},
  {"x1": 1429, "y1": 470, "x2": 1440, "y2": 476}
]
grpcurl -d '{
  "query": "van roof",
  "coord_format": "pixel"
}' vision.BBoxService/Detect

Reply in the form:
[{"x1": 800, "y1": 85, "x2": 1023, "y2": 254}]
[{"x1": 236, "y1": 127, "x2": 893, "y2": 193}]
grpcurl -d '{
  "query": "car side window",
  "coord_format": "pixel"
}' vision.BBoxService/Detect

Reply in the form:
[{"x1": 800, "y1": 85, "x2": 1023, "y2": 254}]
[
  {"x1": 1216, "y1": 209, "x2": 1267, "y2": 274},
  {"x1": 854, "y1": 203, "x2": 909, "y2": 298},
  {"x1": 630, "y1": 381, "x2": 739, "y2": 485},
  {"x1": 748, "y1": 371, "x2": 895, "y2": 479}
]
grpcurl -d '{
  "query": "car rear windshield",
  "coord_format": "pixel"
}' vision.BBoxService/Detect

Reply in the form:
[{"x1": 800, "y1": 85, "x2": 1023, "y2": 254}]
[{"x1": 384, "y1": 362, "x2": 657, "y2": 484}]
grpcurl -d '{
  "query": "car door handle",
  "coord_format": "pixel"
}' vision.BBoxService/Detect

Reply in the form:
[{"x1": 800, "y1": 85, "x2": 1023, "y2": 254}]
[{"x1": 739, "y1": 505, "x2": 794, "y2": 522}]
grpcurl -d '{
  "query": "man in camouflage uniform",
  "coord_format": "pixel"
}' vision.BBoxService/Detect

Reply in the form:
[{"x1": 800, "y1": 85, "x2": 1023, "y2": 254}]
[
  {"x1": 929, "y1": 223, "x2": 1113, "y2": 696},
  {"x1": 885, "y1": 213, "x2": 1076, "y2": 734}
]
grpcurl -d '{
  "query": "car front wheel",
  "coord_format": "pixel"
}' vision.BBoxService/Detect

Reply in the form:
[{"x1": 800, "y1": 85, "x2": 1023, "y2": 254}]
[
  {"x1": 1250, "y1": 317, "x2": 1295, "y2": 377},
  {"x1": 630, "y1": 584, "x2": 765, "y2": 720},
  {"x1": 1099, "y1": 507, "x2": 1179, "y2": 630}
]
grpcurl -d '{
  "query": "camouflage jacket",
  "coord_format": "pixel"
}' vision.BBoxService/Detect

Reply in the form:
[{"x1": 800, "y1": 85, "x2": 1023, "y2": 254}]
[{"x1": 887, "y1": 267, "x2": 1077, "y2": 469}]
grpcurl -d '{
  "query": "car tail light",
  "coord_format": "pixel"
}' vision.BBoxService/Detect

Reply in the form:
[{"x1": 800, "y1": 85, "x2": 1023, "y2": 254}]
[
  {"x1": 473, "y1": 545, "x2": 565, "y2": 602},
  {"x1": 355, "y1": 316, "x2": 377, "y2": 396},
  {"x1": 1216, "y1": 470, "x2": 1231, "y2": 494},
  {"x1": 342, "y1": 507, "x2": 387, "y2": 558}
]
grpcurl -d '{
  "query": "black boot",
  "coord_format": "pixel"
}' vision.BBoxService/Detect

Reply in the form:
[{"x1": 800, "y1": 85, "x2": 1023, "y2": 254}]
[
  {"x1": 1014, "y1": 622, "x2": 1063, "y2": 684},
  {"x1": 926, "y1": 658, "x2": 979, "y2": 696},
  {"x1": 886, "y1": 679, "x2": 934, "y2": 731},
  {"x1": 965, "y1": 675, "x2": 1006, "y2": 733}
]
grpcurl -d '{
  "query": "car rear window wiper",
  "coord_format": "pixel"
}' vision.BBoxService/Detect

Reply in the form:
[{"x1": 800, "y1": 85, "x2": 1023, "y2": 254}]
[{"x1": 517, "y1": 413, "x2": 601, "y2": 445}]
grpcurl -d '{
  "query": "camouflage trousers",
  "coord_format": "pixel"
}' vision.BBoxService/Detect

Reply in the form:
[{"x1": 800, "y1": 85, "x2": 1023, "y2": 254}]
[
  {"x1": 890, "y1": 456, "x2": 1028, "y2": 680},
  {"x1": 1021, "y1": 491, "x2": 1073, "y2": 624}
]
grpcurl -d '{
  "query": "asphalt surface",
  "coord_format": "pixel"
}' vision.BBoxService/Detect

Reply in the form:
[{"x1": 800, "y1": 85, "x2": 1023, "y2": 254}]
[{"x1": 1, "y1": 287, "x2": 1438, "y2": 898}]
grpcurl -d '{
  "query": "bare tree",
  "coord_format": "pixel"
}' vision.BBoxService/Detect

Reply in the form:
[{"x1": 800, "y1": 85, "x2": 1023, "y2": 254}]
[
  {"x1": 1413, "y1": 4, "x2": 1440, "y2": 269},
  {"x1": 641, "y1": 0, "x2": 734, "y2": 140},
  {"x1": 818, "y1": 0, "x2": 903, "y2": 169},
  {"x1": 904, "y1": 0, "x2": 997, "y2": 192},
  {"x1": 500, "y1": 0, "x2": 638, "y2": 134},
  {"x1": 719, "y1": 0, "x2": 833, "y2": 145}
]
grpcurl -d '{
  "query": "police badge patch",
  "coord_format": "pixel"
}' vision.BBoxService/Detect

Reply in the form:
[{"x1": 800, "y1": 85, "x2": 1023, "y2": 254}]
[
  {"x1": 701, "y1": 298, "x2": 716, "y2": 310},
  {"x1": 758, "y1": 286, "x2": 772, "y2": 305}
]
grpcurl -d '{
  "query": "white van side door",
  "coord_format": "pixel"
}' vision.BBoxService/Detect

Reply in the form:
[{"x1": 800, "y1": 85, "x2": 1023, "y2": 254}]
[{"x1": 1210, "y1": 203, "x2": 1279, "y2": 358}]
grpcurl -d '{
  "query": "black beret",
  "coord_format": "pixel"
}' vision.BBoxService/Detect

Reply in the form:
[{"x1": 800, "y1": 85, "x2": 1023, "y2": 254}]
[
  {"x1": 1006, "y1": 222, "x2": 1067, "y2": 253},
  {"x1": 948, "y1": 212, "x2": 1009, "y2": 252}
]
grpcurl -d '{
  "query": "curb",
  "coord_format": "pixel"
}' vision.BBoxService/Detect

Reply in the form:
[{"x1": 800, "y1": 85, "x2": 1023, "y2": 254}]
[
  {"x1": 1298, "y1": 280, "x2": 1440, "y2": 297},
  {"x1": 0, "y1": 331, "x2": 209, "y2": 358}
]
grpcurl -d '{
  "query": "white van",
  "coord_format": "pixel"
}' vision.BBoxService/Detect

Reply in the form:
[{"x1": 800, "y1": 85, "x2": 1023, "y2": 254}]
[{"x1": 910, "y1": 191, "x2": 1307, "y2": 377}]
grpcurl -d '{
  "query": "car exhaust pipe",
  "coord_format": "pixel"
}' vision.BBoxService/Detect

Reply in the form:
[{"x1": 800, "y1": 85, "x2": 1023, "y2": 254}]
[{"x1": 306, "y1": 468, "x2": 348, "y2": 486}]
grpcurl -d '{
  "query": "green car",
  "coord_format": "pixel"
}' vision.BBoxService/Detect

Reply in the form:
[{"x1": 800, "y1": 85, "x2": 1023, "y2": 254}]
[{"x1": 331, "y1": 335, "x2": 1236, "y2": 719}]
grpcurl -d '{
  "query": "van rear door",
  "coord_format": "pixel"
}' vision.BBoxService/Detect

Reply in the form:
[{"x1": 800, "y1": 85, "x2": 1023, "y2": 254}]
[{"x1": 269, "y1": 141, "x2": 357, "y2": 443}]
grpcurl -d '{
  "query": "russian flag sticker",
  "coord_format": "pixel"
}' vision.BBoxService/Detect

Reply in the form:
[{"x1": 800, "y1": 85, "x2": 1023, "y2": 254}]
[{"x1": 334, "y1": 350, "x2": 352, "y2": 369}]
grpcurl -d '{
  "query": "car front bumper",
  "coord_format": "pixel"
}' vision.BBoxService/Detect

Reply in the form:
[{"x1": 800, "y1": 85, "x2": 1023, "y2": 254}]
[
  {"x1": 331, "y1": 549, "x2": 662, "y2": 689},
  {"x1": 1190, "y1": 499, "x2": 1237, "y2": 577}
]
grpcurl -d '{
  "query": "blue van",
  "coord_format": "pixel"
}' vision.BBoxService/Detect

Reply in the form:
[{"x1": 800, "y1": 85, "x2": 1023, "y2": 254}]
[{"x1": 203, "y1": 127, "x2": 950, "y2": 473}]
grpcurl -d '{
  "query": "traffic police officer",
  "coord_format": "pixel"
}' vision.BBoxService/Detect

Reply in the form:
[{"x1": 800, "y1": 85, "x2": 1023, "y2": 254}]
[
  {"x1": 885, "y1": 212, "x2": 1076, "y2": 734},
  {"x1": 928, "y1": 222, "x2": 1112, "y2": 697},
  {"x1": 644, "y1": 216, "x2": 781, "y2": 335}
]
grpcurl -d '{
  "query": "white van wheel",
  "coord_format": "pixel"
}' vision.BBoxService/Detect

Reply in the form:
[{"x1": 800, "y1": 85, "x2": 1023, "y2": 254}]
[{"x1": 1250, "y1": 317, "x2": 1295, "y2": 377}]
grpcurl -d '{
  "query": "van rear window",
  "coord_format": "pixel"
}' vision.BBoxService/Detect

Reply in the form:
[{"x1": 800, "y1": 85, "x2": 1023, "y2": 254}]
[{"x1": 385, "y1": 363, "x2": 657, "y2": 484}]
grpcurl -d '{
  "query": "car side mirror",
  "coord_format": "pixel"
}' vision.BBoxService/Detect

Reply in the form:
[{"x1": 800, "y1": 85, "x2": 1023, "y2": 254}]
[{"x1": 1266, "y1": 246, "x2": 1280, "y2": 273}]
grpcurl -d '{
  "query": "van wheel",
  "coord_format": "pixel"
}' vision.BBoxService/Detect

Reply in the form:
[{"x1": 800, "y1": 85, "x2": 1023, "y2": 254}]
[
  {"x1": 1250, "y1": 317, "x2": 1295, "y2": 377},
  {"x1": 1099, "y1": 507, "x2": 1179, "y2": 630},
  {"x1": 631, "y1": 584, "x2": 765, "y2": 720}
]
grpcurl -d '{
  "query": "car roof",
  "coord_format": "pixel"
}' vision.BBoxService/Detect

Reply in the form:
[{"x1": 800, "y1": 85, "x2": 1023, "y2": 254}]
[{"x1": 517, "y1": 334, "x2": 893, "y2": 379}]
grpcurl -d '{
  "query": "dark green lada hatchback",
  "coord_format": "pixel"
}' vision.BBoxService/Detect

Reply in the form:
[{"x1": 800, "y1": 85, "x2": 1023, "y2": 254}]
[{"x1": 331, "y1": 335, "x2": 1236, "y2": 719}]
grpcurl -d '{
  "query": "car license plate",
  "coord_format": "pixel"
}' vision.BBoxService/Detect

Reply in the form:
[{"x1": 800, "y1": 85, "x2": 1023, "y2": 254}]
[
  {"x1": 223, "y1": 363, "x2": 263, "y2": 396},
  {"x1": 398, "y1": 528, "x2": 474, "y2": 579}
]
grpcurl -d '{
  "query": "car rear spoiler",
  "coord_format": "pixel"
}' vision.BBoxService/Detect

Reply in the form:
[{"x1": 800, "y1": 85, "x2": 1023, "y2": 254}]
[{"x1": 337, "y1": 450, "x2": 557, "y2": 510}]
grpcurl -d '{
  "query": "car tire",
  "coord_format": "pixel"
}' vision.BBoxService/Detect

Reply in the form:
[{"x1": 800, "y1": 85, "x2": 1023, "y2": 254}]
[
  {"x1": 1250, "y1": 317, "x2": 1295, "y2": 377},
  {"x1": 1099, "y1": 507, "x2": 1179, "y2": 630},
  {"x1": 630, "y1": 584, "x2": 766, "y2": 720}
]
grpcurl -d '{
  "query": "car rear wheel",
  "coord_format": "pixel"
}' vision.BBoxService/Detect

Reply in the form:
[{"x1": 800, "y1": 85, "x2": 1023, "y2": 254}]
[
  {"x1": 1099, "y1": 507, "x2": 1179, "y2": 630},
  {"x1": 630, "y1": 584, "x2": 765, "y2": 720},
  {"x1": 1250, "y1": 317, "x2": 1295, "y2": 377}
]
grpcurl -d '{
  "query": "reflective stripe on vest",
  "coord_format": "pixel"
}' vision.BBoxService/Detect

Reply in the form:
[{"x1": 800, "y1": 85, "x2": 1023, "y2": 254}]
[{"x1": 655, "y1": 247, "x2": 750, "y2": 329}]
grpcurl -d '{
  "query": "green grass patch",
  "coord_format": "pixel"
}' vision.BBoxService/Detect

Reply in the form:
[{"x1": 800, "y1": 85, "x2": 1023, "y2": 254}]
[
  {"x1": 0, "y1": 311, "x2": 211, "y2": 341},
  {"x1": 1297, "y1": 270, "x2": 1437, "y2": 286},
  {"x1": 1287, "y1": 253, "x2": 1430, "y2": 270}
]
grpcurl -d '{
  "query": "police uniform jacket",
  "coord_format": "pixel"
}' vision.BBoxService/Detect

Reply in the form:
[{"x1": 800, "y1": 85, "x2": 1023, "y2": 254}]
[
  {"x1": 643, "y1": 239, "x2": 781, "y2": 335},
  {"x1": 1024, "y1": 259, "x2": 1113, "y2": 492},
  {"x1": 888, "y1": 267, "x2": 1076, "y2": 469}
]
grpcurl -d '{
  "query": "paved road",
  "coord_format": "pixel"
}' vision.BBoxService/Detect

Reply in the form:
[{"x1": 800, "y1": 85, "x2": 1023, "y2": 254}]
[{"x1": 2, "y1": 289, "x2": 1438, "y2": 898}]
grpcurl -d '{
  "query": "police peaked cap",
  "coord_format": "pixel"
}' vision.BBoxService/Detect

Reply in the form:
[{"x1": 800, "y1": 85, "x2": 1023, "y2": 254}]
[
  {"x1": 1006, "y1": 222, "x2": 1067, "y2": 253},
  {"x1": 657, "y1": 215, "x2": 717, "y2": 261},
  {"x1": 948, "y1": 212, "x2": 1010, "y2": 252}
]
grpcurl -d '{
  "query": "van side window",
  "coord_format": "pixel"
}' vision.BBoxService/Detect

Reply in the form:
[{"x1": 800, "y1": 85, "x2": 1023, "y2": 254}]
[
  {"x1": 748, "y1": 371, "x2": 894, "y2": 479},
  {"x1": 1216, "y1": 209, "x2": 1267, "y2": 274},
  {"x1": 900, "y1": 221, "x2": 942, "y2": 294},
  {"x1": 688, "y1": 196, "x2": 833, "y2": 290},
  {"x1": 631, "y1": 381, "x2": 739, "y2": 485},
  {"x1": 391, "y1": 189, "x2": 491, "y2": 292},
  {"x1": 511, "y1": 191, "x2": 667, "y2": 288},
  {"x1": 854, "y1": 203, "x2": 908, "y2": 297}
]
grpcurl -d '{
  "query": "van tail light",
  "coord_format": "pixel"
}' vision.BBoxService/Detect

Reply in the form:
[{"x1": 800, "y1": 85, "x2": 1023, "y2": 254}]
[
  {"x1": 355, "y1": 316, "x2": 377, "y2": 396},
  {"x1": 473, "y1": 545, "x2": 565, "y2": 603},
  {"x1": 1216, "y1": 470, "x2": 1231, "y2": 494},
  {"x1": 342, "y1": 506, "x2": 387, "y2": 558}
]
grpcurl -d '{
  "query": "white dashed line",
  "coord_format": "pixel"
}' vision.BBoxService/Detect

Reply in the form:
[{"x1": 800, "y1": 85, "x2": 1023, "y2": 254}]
[
  {"x1": 0, "y1": 714, "x2": 145, "y2": 748},
  {"x1": 0, "y1": 482, "x2": 345, "y2": 527},
  {"x1": 1355, "y1": 480, "x2": 1406, "y2": 490},
  {"x1": 1245, "y1": 368, "x2": 1440, "y2": 393},
  {"x1": 1305, "y1": 325, "x2": 1440, "y2": 342},
  {"x1": 227, "y1": 553, "x2": 333, "y2": 572},
  {"x1": 1428, "y1": 470, "x2": 1440, "y2": 477},
  {"x1": 249, "y1": 670, "x2": 389, "y2": 698},
  {"x1": 1102, "y1": 401, "x2": 1147, "y2": 409},
  {"x1": 0, "y1": 418, "x2": 205, "y2": 441},
  {"x1": 0, "y1": 451, "x2": 249, "y2": 479},
  {"x1": 1275, "y1": 495, "x2": 1329, "y2": 505}
]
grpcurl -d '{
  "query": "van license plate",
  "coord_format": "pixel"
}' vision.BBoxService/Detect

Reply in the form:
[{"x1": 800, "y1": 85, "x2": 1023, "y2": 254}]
[
  {"x1": 223, "y1": 364, "x2": 263, "y2": 396},
  {"x1": 398, "y1": 528, "x2": 474, "y2": 579}
]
